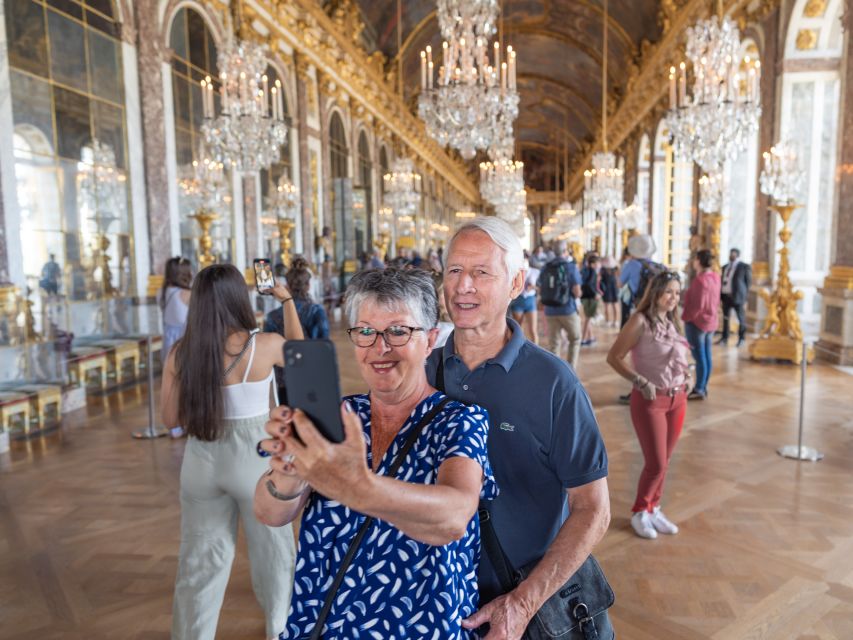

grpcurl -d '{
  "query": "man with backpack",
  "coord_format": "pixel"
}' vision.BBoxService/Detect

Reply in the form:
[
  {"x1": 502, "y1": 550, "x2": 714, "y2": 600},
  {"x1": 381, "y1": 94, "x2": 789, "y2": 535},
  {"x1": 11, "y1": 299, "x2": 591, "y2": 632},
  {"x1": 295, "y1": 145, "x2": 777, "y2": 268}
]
[
  {"x1": 618, "y1": 235, "x2": 662, "y2": 327},
  {"x1": 538, "y1": 241, "x2": 583, "y2": 368}
]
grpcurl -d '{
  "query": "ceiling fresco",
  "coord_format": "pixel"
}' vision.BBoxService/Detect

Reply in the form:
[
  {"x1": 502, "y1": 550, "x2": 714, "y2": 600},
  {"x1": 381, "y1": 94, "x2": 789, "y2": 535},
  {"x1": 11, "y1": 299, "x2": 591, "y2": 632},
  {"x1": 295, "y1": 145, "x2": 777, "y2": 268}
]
[{"x1": 343, "y1": 0, "x2": 664, "y2": 191}]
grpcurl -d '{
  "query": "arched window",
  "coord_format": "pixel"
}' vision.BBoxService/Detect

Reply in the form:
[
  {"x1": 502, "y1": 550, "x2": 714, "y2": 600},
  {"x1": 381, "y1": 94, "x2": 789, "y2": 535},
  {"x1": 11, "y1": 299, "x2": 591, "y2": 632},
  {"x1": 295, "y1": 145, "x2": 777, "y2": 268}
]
[
  {"x1": 355, "y1": 132, "x2": 372, "y2": 259},
  {"x1": 651, "y1": 120, "x2": 693, "y2": 269},
  {"x1": 5, "y1": 0, "x2": 133, "y2": 319},
  {"x1": 778, "y1": 0, "x2": 843, "y2": 326},
  {"x1": 169, "y1": 7, "x2": 233, "y2": 266},
  {"x1": 636, "y1": 134, "x2": 651, "y2": 234},
  {"x1": 328, "y1": 112, "x2": 350, "y2": 267},
  {"x1": 260, "y1": 64, "x2": 293, "y2": 200},
  {"x1": 720, "y1": 40, "x2": 761, "y2": 264},
  {"x1": 329, "y1": 113, "x2": 349, "y2": 179}
]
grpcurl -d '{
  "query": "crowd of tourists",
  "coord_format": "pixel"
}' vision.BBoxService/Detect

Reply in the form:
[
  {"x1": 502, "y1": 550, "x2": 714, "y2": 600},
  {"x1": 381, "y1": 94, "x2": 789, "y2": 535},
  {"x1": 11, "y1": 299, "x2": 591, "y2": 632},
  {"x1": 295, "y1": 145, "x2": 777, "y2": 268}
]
[{"x1": 159, "y1": 216, "x2": 749, "y2": 638}]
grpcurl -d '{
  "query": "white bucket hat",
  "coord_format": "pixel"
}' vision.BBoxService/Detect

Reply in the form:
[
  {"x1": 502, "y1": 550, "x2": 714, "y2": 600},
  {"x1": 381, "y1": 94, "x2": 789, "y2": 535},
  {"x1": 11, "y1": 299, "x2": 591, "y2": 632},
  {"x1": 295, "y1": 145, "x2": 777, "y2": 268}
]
[{"x1": 627, "y1": 234, "x2": 656, "y2": 260}]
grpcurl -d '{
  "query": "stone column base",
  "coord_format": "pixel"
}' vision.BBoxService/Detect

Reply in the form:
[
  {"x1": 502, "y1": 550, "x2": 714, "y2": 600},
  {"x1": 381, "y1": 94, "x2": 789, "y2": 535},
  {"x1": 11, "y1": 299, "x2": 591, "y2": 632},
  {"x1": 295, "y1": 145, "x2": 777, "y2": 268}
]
[{"x1": 816, "y1": 273, "x2": 853, "y2": 365}]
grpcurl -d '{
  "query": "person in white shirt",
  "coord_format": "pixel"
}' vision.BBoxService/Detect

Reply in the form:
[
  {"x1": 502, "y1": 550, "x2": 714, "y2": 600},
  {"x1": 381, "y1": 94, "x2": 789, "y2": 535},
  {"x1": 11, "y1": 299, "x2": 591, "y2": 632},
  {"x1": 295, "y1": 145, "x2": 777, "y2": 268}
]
[{"x1": 509, "y1": 258, "x2": 541, "y2": 344}]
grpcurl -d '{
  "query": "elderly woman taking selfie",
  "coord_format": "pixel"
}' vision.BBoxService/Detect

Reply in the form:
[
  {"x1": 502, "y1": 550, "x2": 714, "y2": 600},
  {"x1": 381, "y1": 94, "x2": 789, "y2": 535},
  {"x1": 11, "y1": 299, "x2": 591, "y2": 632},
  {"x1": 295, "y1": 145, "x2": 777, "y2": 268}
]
[{"x1": 255, "y1": 267, "x2": 497, "y2": 640}]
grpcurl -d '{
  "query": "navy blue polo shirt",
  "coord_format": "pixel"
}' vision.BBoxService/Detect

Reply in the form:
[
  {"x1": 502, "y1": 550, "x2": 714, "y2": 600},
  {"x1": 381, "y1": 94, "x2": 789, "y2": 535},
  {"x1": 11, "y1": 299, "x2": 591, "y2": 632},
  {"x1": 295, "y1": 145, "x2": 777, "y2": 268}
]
[{"x1": 426, "y1": 318, "x2": 608, "y2": 604}]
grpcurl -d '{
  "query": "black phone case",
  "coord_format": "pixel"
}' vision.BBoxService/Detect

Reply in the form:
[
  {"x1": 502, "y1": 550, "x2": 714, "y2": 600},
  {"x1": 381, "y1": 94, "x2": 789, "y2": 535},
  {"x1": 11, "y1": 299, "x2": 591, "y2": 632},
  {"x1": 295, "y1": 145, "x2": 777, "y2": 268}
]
[{"x1": 283, "y1": 340, "x2": 345, "y2": 443}]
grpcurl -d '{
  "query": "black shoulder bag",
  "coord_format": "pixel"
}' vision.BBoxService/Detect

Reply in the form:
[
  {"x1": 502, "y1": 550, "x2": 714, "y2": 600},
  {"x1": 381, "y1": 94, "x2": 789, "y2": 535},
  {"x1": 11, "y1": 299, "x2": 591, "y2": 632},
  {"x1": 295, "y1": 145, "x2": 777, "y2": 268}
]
[
  {"x1": 436, "y1": 358, "x2": 614, "y2": 640},
  {"x1": 480, "y1": 509, "x2": 614, "y2": 640},
  {"x1": 307, "y1": 397, "x2": 451, "y2": 640}
]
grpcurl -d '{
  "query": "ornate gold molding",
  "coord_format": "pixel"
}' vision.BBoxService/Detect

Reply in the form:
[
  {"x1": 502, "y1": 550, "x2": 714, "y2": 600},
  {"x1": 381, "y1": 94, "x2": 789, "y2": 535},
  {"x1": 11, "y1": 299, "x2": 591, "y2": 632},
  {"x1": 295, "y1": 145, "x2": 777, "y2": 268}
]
[
  {"x1": 245, "y1": 0, "x2": 478, "y2": 204},
  {"x1": 567, "y1": 0, "x2": 781, "y2": 199},
  {"x1": 822, "y1": 265, "x2": 853, "y2": 290},
  {"x1": 796, "y1": 29, "x2": 818, "y2": 49},
  {"x1": 804, "y1": 0, "x2": 828, "y2": 18}
]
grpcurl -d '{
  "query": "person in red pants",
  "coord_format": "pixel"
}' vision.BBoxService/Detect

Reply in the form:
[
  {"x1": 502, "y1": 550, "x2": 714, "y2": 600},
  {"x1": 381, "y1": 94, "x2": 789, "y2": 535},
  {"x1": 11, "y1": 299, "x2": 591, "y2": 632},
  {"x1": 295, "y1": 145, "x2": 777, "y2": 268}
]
[{"x1": 607, "y1": 271, "x2": 692, "y2": 539}]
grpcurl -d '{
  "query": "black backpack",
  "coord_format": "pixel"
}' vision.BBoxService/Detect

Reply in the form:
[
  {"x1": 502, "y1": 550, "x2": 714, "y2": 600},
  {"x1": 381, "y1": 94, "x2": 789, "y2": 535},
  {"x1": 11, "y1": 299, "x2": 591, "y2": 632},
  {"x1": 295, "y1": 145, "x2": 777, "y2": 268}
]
[
  {"x1": 540, "y1": 259, "x2": 573, "y2": 307},
  {"x1": 580, "y1": 266, "x2": 598, "y2": 299},
  {"x1": 635, "y1": 259, "x2": 666, "y2": 304}
]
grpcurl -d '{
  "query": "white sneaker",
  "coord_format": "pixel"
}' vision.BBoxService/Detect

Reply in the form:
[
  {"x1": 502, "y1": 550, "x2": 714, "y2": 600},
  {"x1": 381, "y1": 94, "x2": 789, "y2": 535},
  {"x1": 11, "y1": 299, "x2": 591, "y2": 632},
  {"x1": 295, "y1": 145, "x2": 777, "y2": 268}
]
[
  {"x1": 651, "y1": 507, "x2": 679, "y2": 534},
  {"x1": 631, "y1": 511, "x2": 658, "y2": 539}
]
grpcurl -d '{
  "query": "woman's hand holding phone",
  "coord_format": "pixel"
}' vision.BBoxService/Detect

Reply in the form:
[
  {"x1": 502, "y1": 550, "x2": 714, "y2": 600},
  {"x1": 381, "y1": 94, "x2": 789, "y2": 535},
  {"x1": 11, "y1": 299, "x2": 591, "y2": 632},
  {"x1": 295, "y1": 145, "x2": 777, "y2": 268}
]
[
  {"x1": 259, "y1": 405, "x2": 307, "y2": 483},
  {"x1": 270, "y1": 283, "x2": 293, "y2": 303},
  {"x1": 279, "y1": 402, "x2": 371, "y2": 505}
]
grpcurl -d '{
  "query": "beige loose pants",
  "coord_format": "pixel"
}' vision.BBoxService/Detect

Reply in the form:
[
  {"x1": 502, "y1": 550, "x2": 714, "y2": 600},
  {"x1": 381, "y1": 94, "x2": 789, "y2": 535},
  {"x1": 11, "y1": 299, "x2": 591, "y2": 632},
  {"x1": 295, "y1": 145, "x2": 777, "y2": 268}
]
[
  {"x1": 547, "y1": 312, "x2": 582, "y2": 369},
  {"x1": 172, "y1": 415, "x2": 295, "y2": 640}
]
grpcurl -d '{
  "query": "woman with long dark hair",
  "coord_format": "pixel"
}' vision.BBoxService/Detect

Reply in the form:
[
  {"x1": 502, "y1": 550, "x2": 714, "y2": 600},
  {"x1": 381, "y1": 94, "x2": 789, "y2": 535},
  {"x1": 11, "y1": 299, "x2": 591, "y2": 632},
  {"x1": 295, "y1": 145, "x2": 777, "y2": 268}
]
[
  {"x1": 161, "y1": 264, "x2": 304, "y2": 639},
  {"x1": 682, "y1": 249, "x2": 721, "y2": 400},
  {"x1": 159, "y1": 256, "x2": 193, "y2": 364},
  {"x1": 607, "y1": 271, "x2": 691, "y2": 540}
]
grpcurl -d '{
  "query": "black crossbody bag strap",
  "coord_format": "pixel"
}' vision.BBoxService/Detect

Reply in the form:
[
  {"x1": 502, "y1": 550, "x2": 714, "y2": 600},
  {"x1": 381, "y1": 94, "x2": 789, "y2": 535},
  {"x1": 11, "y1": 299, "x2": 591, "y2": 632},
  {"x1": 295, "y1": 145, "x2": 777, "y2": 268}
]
[
  {"x1": 478, "y1": 506, "x2": 517, "y2": 593},
  {"x1": 308, "y1": 397, "x2": 452, "y2": 640}
]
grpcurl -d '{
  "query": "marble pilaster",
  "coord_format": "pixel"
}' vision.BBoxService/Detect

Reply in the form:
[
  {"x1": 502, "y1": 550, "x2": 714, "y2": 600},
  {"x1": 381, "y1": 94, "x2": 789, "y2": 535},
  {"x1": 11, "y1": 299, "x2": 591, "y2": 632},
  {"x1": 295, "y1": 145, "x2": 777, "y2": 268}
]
[
  {"x1": 745, "y1": 8, "x2": 781, "y2": 334},
  {"x1": 752, "y1": 9, "x2": 781, "y2": 277},
  {"x1": 134, "y1": 0, "x2": 172, "y2": 276},
  {"x1": 0, "y1": 158, "x2": 9, "y2": 284},
  {"x1": 243, "y1": 175, "x2": 260, "y2": 263},
  {"x1": 295, "y1": 54, "x2": 315, "y2": 261},
  {"x1": 816, "y1": 12, "x2": 853, "y2": 364}
]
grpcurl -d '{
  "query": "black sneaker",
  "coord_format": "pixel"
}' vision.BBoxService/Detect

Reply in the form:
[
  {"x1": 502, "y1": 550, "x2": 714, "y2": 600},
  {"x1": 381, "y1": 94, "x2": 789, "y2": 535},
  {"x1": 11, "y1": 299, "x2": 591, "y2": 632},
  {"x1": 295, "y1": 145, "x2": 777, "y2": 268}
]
[
  {"x1": 736, "y1": 338, "x2": 746, "y2": 347},
  {"x1": 618, "y1": 393, "x2": 631, "y2": 405},
  {"x1": 687, "y1": 390, "x2": 707, "y2": 401}
]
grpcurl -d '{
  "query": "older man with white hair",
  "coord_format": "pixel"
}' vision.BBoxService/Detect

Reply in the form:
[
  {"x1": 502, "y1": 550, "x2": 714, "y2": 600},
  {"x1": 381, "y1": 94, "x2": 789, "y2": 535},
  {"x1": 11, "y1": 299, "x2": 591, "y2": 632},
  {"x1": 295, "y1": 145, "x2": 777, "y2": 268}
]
[{"x1": 428, "y1": 217, "x2": 612, "y2": 639}]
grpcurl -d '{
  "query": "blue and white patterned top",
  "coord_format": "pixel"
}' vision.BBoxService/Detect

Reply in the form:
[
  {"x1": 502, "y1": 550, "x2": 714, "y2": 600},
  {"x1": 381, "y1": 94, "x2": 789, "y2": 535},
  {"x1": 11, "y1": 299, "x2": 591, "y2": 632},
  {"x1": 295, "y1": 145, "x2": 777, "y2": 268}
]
[{"x1": 280, "y1": 391, "x2": 498, "y2": 640}]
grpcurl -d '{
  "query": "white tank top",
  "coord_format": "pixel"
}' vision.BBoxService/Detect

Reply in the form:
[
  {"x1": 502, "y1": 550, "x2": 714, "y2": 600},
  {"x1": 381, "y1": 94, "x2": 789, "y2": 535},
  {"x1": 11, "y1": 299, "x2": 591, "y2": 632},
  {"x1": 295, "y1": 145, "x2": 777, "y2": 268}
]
[
  {"x1": 163, "y1": 286, "x2": 189, "y2": 326},
  {"x1": 222, "y1": 331, "x2": 276, "y2": 419}
]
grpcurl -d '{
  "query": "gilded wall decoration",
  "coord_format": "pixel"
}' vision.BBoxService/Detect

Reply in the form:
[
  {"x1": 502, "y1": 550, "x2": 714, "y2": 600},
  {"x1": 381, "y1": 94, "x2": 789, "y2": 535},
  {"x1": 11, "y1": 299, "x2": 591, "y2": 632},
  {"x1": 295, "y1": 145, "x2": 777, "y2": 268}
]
[{"x1": 795, "y1": 28, "x2": 818, "y2": 49}]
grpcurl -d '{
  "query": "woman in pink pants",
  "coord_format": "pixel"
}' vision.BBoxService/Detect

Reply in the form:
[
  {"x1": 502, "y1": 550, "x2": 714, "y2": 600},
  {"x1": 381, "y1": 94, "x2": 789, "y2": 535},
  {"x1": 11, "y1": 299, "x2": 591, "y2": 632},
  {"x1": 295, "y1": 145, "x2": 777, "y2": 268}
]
[{"x1": 607, "y1": 271, "x2": 692, "y2": 539}]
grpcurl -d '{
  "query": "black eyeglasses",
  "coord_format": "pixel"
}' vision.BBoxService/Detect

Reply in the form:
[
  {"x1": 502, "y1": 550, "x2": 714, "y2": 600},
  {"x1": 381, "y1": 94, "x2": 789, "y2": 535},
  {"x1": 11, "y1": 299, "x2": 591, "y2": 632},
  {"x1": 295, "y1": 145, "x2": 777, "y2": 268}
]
[
  {"x1": 660, "y1": 271, "x2": 681, "y2": 282},
  {"x1": 347, "y1": 325, "x2": 425, "y2": 348}
]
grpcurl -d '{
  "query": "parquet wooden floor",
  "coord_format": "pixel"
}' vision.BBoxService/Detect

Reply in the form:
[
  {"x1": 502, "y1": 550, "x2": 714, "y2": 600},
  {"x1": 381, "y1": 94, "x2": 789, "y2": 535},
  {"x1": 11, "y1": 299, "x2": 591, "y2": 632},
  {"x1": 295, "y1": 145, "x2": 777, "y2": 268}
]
[{"x1": 1, "y1": 321, "x2": 852, "y2": 639}]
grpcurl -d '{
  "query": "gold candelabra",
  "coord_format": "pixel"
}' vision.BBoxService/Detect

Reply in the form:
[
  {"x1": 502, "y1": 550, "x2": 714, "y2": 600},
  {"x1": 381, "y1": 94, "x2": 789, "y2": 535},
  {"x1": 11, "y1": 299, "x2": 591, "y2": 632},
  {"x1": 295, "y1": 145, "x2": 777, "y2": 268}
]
[
  {"x1": 703, "y1": 212, "x2": 723, "y2": 271},
  {"x1": 190, "y1": 209, "x2": 219, "y2": 269},
  {"x1": 373, "y1": 230, "x2": 390, "y2": 260},
  {"x1": 749, "y1": 203, "x2": 814, "y2": 365},
  {"x1": 277, "y1": 218, "x2": 295, "y2": 267}
]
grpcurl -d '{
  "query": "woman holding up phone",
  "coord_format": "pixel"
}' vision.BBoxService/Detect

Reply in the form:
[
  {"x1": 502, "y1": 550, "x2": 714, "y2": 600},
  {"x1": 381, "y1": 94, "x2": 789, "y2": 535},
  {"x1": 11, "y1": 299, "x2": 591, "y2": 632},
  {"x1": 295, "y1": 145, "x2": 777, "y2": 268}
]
[
  {"x1": 255, "y1": 268, "x2": 497, "y2": 640},
  {"x1": 161, "y1": 264, "x2": 304, "y2": 640}
]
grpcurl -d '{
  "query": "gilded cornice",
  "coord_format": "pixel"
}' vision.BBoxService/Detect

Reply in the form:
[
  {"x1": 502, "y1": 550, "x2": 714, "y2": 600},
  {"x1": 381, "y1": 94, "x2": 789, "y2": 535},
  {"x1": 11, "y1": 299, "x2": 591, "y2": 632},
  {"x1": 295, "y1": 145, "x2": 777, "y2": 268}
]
[
  {"x1": 566, "y1": 0, "x2": 781, "y2": 199},
  {"x1": 246, "y1": 0, "x2": 479, "y2": 204}
]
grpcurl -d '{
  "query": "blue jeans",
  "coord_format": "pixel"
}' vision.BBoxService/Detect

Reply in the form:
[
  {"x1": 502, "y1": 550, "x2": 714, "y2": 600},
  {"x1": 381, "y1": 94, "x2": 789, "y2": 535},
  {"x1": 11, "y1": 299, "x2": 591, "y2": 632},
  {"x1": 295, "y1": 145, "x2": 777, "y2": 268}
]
[{"x1": 685, "y1": 322, "x2": 712, "y2": 394}]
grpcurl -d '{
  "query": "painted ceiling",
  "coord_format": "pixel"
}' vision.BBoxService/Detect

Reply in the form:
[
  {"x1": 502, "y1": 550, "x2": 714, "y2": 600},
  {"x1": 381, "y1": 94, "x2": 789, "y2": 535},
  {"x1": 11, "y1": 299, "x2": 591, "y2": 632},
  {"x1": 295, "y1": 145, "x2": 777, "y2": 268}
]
[{"x1": 345, "y1": 0, "x2": 663, "y2": 192}]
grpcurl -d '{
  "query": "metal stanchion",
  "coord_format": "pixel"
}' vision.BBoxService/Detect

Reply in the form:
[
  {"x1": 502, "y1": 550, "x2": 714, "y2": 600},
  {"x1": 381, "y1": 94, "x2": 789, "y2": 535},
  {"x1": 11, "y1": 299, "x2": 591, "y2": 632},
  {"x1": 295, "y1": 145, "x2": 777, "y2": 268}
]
[
  {"x1": 777, "y1": 339, "x2": 823, "y2": 461},
  {"x1": 132, "y1": 335, "x2": 168, "y2": 439}
]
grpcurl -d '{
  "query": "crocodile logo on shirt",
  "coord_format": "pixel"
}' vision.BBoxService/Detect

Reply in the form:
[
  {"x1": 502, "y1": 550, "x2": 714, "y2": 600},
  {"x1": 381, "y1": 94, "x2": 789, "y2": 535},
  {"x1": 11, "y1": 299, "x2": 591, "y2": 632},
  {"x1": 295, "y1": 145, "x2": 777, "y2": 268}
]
[{"x1": 499, "y1": 422, "x2": 515, "y2": 432}]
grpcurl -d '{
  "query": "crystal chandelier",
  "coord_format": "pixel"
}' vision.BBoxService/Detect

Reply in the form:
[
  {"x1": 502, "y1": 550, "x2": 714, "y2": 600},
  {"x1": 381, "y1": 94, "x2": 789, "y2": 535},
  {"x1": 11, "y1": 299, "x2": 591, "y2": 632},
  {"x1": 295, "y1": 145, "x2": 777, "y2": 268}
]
[
  {"x1": 200, "y1": 33, "x2": 288, "y2": 173},
  {"x1": 494, "y1": 189, "x2": 527, "y2": 237},
  {"x1": 178, "y1": 143, "x2": 230, "y2": 214},
  {"x1": 759, "y1": 141, "x2": 804, "y2": 205},
  {"x1": 583, "y1": 0, "x2": 625, "y2": 217},
  {"x1": 418, "y1": 0, "x2": 519, "y2": 159},
  {"x1": 666, "y1": 0, "x2": 761, "y2": 173},
  {"x1": 480, "y1": 155, "x2": 524, "y2": 208},
  {"x1": 383, "y1": 158, "x2": 422, "y2": 217},
  {"x1": 584, "y1": 152, "x2": 625, "y2": 215},
  {"x1": 615, "y1": 195, "x2": 642, "y2": 229},
  {"x1": 267, "y1": 175, "x2": 299, "y2": 220},
  {"x1": 78, "y1": 139, "x2": 127, "y2": 230},
  {"x1": 698, "y1": 170, "x2": 724, "y2": 213}
]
